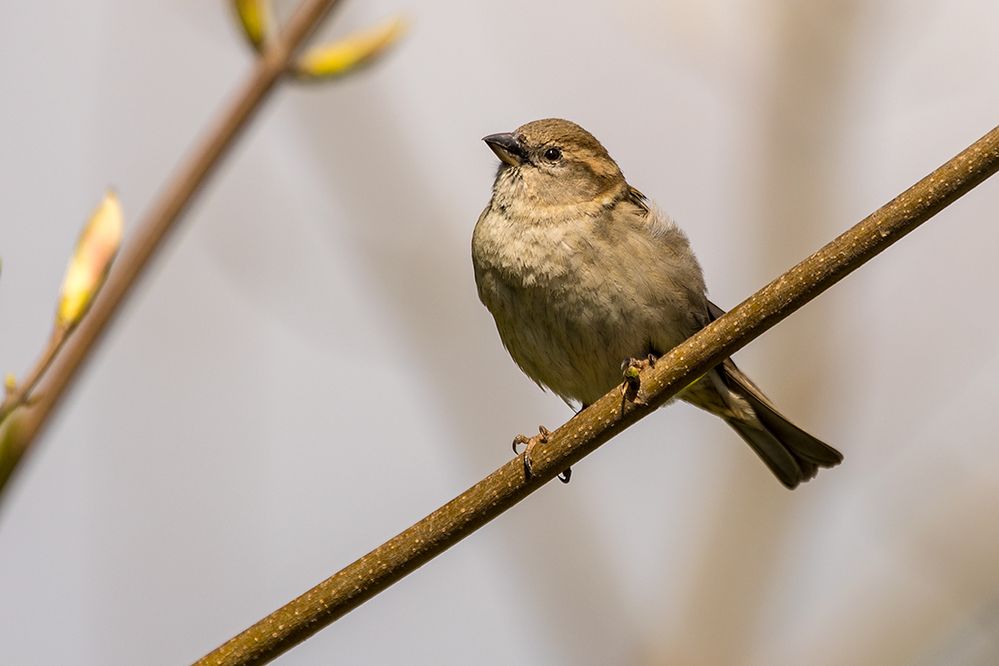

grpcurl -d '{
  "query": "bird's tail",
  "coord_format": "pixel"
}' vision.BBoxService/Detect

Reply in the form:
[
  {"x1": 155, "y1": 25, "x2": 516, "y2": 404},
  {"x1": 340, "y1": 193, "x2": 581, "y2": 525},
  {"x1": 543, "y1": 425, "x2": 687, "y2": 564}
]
[{"x1": 688, "y1": 361, "x2": 843, "y2": 489}]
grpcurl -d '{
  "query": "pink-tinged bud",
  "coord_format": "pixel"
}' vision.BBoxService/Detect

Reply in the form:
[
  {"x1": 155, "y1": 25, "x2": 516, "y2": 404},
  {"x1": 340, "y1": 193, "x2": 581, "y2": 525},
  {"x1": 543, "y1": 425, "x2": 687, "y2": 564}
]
[{"x1": 56, "y1": 191, "x2": 123, "y2": 329}]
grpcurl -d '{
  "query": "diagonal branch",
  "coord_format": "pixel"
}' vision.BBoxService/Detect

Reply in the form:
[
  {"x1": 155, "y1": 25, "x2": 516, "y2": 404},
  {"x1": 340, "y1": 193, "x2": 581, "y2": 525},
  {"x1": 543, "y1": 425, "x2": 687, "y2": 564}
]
[
  {"x1": 0, "y1": 0, "x2": 340, "y2": 502},
  {"x1": 195, "y1": 123, "x2": 999, "y2": 666}
]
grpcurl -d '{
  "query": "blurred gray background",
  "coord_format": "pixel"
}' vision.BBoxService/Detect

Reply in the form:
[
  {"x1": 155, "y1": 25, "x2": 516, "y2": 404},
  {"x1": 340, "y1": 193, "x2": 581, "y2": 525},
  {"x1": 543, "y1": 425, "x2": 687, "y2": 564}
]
[{"x1": 2, "y1": 1, "x2": 999, "y2": 664}]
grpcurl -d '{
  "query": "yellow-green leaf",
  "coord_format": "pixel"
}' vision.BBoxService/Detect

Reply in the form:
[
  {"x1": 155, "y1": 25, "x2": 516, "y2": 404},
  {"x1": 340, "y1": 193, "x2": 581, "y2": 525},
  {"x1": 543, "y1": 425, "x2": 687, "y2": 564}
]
[
  {"x1": 233, "y1": 0, "x2": 271, "y2": 50},
  {"x1": 295, "y1": 15, "x2": 406, "y2": 79},
  {"x1": 56, "y1": 191, "x2": 123, "y2": 329}
]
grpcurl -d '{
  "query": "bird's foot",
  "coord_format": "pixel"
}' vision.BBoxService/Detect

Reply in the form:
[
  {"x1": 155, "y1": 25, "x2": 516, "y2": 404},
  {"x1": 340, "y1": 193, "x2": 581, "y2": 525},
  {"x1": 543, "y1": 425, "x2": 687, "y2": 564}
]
[
  {"x1": 621, "y1": 354, "x2": 657, "y2": 404},
  {"x1": 512, "y1": 425, "x2": 571, "y2": 483}
]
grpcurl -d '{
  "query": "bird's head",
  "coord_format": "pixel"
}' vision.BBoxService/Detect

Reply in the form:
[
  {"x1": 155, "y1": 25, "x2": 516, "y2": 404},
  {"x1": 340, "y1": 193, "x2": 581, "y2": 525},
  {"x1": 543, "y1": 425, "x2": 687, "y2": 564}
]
[{"x1": 484, "y1": 118, "x2": 626, "y2": 209}]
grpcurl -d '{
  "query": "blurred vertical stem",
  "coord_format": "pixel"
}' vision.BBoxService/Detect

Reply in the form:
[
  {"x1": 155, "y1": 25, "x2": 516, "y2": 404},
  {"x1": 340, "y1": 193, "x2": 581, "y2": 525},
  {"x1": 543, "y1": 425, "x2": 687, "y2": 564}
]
[
  {"x1": 664, "y1": 4, "x2": 861, "y2": 661},
  {"x1": 0, "y1": 0, "x2": 340, "y2": 505}
]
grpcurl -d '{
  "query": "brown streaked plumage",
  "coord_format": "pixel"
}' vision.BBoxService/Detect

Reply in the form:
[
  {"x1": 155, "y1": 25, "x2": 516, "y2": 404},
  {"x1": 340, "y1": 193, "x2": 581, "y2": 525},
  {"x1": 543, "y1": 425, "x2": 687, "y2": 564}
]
[{"x1": 472, "y1": 118, "x2": 842, "y2": 488}]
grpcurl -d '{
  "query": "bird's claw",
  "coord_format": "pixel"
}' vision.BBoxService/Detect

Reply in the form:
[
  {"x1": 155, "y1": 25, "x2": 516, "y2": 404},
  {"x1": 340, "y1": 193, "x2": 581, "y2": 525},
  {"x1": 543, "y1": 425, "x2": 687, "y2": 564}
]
[
  {"x1": 512, "y1": 425, "x2": 571, "y2": 484},
  {"x1": 512, "y1": 425, "x2": 549, "y2": 454}
]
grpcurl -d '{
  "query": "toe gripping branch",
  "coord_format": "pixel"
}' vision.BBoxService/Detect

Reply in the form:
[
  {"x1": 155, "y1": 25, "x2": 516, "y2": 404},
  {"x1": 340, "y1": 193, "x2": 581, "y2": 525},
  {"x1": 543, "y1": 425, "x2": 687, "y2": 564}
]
[
  {"x1": 508, "y1": 354, "x2": 658, "y2": 486},
  {"x1": 512, "y1": 426, "x2": 571, "y2": 483},
  {"x1": 622, "y1": 354, "x2": 657, "y2": 405}
]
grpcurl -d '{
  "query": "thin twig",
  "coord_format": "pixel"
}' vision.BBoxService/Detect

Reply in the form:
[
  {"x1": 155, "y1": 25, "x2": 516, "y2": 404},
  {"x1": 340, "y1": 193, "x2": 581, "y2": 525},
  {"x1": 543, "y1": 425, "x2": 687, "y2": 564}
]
[
  {"x1": 0, "y1": 326, "x2": 70, "y2": 486},
  {"x1": 0, "y1": 0, "x2": 340, "y2": 502},
  {"x1": 195, "y1": 123, "x2": 999, "y2": 666},
  {"x1": 0, "y1": 326, "x2": 69, "y2": 425}
]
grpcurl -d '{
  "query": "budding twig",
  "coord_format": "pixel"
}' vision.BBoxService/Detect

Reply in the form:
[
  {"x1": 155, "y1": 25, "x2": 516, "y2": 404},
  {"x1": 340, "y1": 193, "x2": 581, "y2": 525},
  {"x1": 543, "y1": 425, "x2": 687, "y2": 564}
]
[
  {"x1": 194, "y1": 123, "x2": 999, "y2": 666},
  {"x1": 0, "y1": 191, "x2": 123, "y2": 479},
  {"x1": 232, "y1": 0, "x2": 406, "y2": 81},
  {"x1": 0, "y1": 0, "x2": 341, "y2": 504}
]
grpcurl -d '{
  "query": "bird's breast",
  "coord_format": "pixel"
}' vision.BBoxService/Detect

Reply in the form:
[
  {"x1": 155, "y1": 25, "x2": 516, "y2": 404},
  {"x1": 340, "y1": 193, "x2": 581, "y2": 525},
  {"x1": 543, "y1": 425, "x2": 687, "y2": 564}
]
[
  {"x1": 472, "y1": 207, "x2": 579, "y2": 289},
  {"x1": 472, "y1": 205, "x2": 658, "y2": 403}
]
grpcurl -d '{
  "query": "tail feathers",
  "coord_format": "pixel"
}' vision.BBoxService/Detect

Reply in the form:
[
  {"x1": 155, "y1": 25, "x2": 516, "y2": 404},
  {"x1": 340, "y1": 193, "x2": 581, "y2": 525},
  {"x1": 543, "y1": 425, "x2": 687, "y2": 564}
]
[
  {"x1": 703, "y1": 300, "x2": 843, "y2": 488},
  {"x1": 735, "y1": 377, "x2": 843, "y2": 468},
  {"x1": 725, "y1": 417, "x2": 810, "y2": 488},
  {"x1": 720, "y1": 361, "x2": 843, "y2": 489}
]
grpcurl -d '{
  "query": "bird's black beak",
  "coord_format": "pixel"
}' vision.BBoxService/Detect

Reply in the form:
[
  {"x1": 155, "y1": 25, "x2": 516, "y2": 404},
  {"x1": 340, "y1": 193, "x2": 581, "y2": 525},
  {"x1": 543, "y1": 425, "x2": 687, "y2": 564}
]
[{"x1": 483, "y1": 132, "x2": 527, "y2": 167}]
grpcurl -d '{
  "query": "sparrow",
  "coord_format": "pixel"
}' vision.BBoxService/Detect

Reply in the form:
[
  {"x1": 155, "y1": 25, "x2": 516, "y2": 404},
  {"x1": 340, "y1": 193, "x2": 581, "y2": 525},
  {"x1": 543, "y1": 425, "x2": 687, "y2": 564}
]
[{"x1": 471, "y1": 118, "x2": 842, "y2": 488}]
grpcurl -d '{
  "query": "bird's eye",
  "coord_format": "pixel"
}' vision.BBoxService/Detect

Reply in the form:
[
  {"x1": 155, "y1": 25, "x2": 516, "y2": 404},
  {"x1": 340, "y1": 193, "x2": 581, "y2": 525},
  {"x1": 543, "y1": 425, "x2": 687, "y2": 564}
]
[{"x1": 543, "y1": 147, "x2": 562, "y2": 161}]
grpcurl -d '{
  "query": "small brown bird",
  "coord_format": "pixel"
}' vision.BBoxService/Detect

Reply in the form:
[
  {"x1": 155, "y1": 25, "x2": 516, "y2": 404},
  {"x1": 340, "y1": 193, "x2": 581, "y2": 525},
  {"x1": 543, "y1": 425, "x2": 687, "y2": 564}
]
[{"x1": 471, "y1": 118, "x2": 842, "y2": 488}]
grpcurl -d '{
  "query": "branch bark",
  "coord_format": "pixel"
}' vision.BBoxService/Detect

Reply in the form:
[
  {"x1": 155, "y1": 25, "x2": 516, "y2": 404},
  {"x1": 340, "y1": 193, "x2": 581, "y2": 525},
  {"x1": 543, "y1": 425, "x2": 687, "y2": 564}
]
[
  {"x1": 0, "y1": 0, "x2": 340, "y2": 501},
  {"x1": 195, "y1": 123, "x2": 999, "y2": 666}
]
